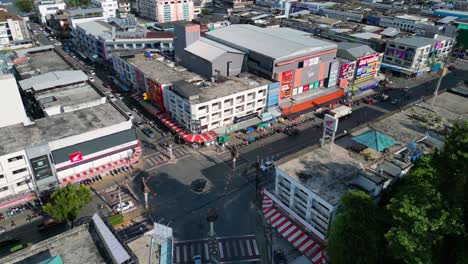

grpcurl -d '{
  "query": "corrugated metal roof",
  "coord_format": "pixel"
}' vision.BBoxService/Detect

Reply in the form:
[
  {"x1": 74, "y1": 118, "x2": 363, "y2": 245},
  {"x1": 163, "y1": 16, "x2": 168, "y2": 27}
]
[
  {"x1": 381, "y1": 27, "x2": 400, "y2": 37},
  {"x1": 392, "y1": 36, "x2": 439, "y2": 47},
  {"x1": 19, "y1": 70, "x2": 88, "y2": 91},
  {"x1": 77, "y1": 20, "x2": 112, "y2": 36},
  {"x1": 92, "y1": 214, "x2": 131, "y2": 264},
  {"x1": 437, "y1": 16, "x2": 458, "y2": 24},
  {"x1": 185, "y1": 37, "x2": 244, "y2": 62},
  {"x1": 337, "y1": 42, "x2": 376, "y2": 60},
  {"x1": 206, "y1": 25, "x2": 336, "y2": 61}
]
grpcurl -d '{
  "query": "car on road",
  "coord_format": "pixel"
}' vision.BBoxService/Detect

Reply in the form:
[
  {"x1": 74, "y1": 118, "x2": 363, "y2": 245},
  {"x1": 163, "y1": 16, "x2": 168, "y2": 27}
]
[
  {"x1": 126, "y1": 112, "x2": 134, "y2": 119},
  {"x1": 403, "y1": 87, "x2": 409, "y2": 92},
  {"x1": 89, "y1": 69, "x2": 95, "y2": 75},
  {"x1": 260, "y1": 161, "x2": 274, "y2": 172},
  {"x1": 193, "y1": 179, "x2": 207, "y2": 193},
  {"x1": 379, "y1": 94, "x2": 390, "y2": 101},
  {"x1": 113, "y1": 201, "x2": 134, "y2": 212},
  {"x1": 115, "y1": 93, "x2": 124, "y2": 100},
  {"x1": 134, "y1": 120, "x2": 144, "y2": 128},
  {"x1": 103, "y1": 83, "x2": 112, "y2": 89},
  {"x1": 49, "y1": 38, "x2": 54, "y2": 42},
  {"x1": 88, "y1": 76, "x2": 95, "y2": 82},
  {"x1": 363, "y1": 97, "x2": 376, "y2": 104},
  {"x1": 142, "y1": 128, "x2": 157, "y2": 138},
  {"x1": 193, "y1": 255, "x2": 202, "y2": 264},
  {"x1": 108, "y1": 95, "x2": 116, "y2": 101},
  {"x1": 390, "y1": 98, "x2": 401, "y2": 105},
  {"x1": 53, "y1": 42, "x2": 62, "y2": 46}
]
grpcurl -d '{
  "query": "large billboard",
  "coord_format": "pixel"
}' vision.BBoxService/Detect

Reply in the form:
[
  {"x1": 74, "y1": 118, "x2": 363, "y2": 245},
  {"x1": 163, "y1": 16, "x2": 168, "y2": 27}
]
[
  {"x1": 279, "y1": 70, "x2": 294, "y2": 100},
  {"x1": 355, "y1": 53, "x2": 382, "y2": 83},
  {"x1": 148, "y1": 79, "x2": 166, "y2": 113},
  {"x1": 30, "y1": 155, "x2": 54, "y2": 181}
]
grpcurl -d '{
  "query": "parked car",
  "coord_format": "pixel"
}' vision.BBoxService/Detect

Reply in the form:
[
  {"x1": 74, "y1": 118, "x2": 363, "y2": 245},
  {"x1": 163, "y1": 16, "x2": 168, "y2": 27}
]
[
  {"x1": 53, "y1": 42, "x2": 62, "y2": 46},
  {"x1": 260, "y1": 161, "x2": 274, "y2": 172},
  {"x1": 103, "y1": 83, "x2": 112, "y2": 89},
  {"x1": 126, "y1": 112, "x2": 134, "y2": 120},
  {"x1": 379, "y1": 94, "x2": 390, "y2": 101},
  {"x1": 193, "y1": 255, "x2": 202, "y2": 264},
  {"x1": 363, "y1": 97, "x2": 376, "y2": 104},
  {"x1": 113, "y1": 201, "x2": 134, "y2": 212},
  {"x1": 108, "y1": 95, "x2": 116, "y2": 102},
  {"x1": 115, "y1": 93, "x2": 124, "y2": 100},
  {"x1": 134, "y1": 120, "x2": 144, "y2": 128},
  {"x1": 89, "y1": 69, "x2": 95, "y2": 75},
  {"x1": 390, "y1": 98, "x2": 400, "y2": 105},
  {"x1": 142, "y1": 128, "x2": 156, "y2": 138},
  {"x1": 88, "y1": 76, "x2": 95, "y2": 82},
  {"x1": 0, "y1": 227, "x2": 6, "y2": 234}
]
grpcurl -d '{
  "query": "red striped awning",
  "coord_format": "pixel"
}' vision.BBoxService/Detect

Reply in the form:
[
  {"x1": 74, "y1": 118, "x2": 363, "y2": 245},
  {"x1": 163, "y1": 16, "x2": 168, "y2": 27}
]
[
  {"x1": 262, "y1": 192, "x2": 327, "y2": 264},
  {"x1": 157, "y1": 114, "x2": 217, "y2": 143}
]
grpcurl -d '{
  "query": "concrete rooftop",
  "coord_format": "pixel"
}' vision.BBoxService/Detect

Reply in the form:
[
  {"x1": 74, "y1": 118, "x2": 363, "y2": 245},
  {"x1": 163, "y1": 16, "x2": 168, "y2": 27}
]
[
  {"x1": 125, "y1": 54, "x2": 202, "y2": 84},
  {"x1": 0, "y1": 103, "x2": 127, "y2": 156},
  {"x1": 170, "y1": 73, "x2": 271, "y2": 104},
  {"x1": 14, "y1": 49, "x2": 71, "y2": 79},
  {"x1": 35, "y1": 82, "x2": 103, "y2": 109},
  {"x1": 277, "y1": 145, "x2": 361, "y2": 206},
  {"x1": 0, "y1": 225, "x2": 105, "y2": 264}
]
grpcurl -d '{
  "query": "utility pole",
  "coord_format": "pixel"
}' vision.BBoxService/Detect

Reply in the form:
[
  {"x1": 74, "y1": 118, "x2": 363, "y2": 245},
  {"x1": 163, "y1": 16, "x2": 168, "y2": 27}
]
[
  {"x1": 115, "y1": 181, "x2": 123, "y2": 216},
  {"x1": 142, "y1": 177, "x2": 150, "y2": 209},
  {"x1": 288, "y1": 98, "x2": 295, "y2": 120},
  {"x1": 167, "y1": 134, "x2": 174, "y2": 162},
  {"x1": 431, "y1": 67, "x2": 447, "y2": 109}
]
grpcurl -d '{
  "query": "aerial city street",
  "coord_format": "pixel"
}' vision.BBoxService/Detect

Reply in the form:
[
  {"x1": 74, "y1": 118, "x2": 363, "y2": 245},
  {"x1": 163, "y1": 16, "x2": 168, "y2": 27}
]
[{"x1": 0, "y1": 0, "x2": 467, "y2": 263}]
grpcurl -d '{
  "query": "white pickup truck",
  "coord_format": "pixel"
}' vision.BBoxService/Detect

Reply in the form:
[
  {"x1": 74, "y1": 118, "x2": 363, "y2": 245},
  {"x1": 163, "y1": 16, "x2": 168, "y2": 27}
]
[{"x1": 327, "y1": 105, "x2": 352, "y2": 119}]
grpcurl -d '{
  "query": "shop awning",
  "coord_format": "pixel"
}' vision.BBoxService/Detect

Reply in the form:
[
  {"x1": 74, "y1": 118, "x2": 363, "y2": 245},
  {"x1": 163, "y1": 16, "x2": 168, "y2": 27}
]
[
  {"x1": 261, "y1": 191, "x2": 327, "y2": 264},
  {"x1": 158, "y1": 114, "x2": 217, "y2": 144}
]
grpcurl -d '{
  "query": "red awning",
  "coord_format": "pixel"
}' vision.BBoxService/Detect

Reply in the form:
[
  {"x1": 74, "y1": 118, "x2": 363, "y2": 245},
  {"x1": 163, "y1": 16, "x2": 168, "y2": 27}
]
[
  {"x1": 262, "y1": 191, "x2": 327, "y2": 264},
  {"x1": 157, "y1": 114, "x2": 217, "y2": 144}
]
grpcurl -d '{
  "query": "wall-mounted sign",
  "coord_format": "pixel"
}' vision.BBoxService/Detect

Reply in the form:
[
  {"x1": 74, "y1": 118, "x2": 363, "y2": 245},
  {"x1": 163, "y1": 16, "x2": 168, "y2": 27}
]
[
  {"x1": 234, "y1": 113, "x2": 258, "y2": 124},
  {"x1": 279, "y1": 70, "x2": 294, "y2": 99},
  {"x1": 30, "y1": 155, "x2": 54, "y2": 181},
  {"x1": 355, "y1": 53, "x2": 382, "y2": 83},
  {"x1": 324, "y1": 114, "x2": 338, "y2": 132},
  {"x1": 69, "y1": 152, "x2": 83, "y2": 163}
]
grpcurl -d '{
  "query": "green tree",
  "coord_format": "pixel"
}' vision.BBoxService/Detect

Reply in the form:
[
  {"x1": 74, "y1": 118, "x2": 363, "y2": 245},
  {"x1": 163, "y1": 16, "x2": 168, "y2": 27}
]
[
  {"x1": 43, "y1": 184, "x2": 92, "y2": 227},
  {"x1": 385, "y1": 155, "x2": 463, "y2": 264},
  {"x1": 201, "y1": 8, "x2": 210, "y2": 15},
  {"x1": 15, "y1": 0, "x2": 34, "y2": 13},
  {"x1": 65, "y1": 0, "x2": 91, "y2": 8},
  {"x1": 328, "y1": 190, "x2": 384, "y2": 264},
  {"x1": 434, "y1": 122, "x2": 468, "y2": 263}
]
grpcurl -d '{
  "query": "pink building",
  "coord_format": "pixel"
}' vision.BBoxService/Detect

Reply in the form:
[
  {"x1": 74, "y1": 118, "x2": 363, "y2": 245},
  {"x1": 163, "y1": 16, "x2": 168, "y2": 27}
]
[{"x1": 140, "y1": 0, "x2": 195, "y2": 23}]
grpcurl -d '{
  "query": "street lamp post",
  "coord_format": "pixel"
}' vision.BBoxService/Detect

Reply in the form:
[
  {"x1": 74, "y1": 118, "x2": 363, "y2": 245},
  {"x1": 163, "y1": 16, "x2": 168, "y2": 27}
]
[
  {"x1": 115, "y1": 181, "x2": 123, "y2": 216},
  {"x1": 430, "y1": 67, "x2": 446, "y2": 109}
]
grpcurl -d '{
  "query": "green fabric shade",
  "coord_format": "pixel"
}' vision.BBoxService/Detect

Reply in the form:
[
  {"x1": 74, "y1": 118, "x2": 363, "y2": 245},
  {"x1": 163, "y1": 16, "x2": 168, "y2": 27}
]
[{"x1": 352, "y1": 130, "x2": 395, "y2": 152}]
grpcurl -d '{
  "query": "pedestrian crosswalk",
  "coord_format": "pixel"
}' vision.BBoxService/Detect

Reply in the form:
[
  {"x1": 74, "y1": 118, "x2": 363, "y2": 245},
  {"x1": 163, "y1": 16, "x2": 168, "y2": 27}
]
[
  {"x1": 100, "y1": 185, "x2": 138, "y2": 212},
  {"x1": 173, "y1": 235, "x2": 260, "y2": 264},
  {"x1": 217, "y1": 151, "x2": 251, "y2": 170},
  {"x1": 144, "y1": 147, "x2": 191, "y2": 169}
]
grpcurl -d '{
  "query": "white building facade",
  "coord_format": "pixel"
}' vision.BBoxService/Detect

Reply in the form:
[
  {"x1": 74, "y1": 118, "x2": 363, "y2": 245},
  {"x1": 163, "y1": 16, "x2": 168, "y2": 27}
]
[
  {"x1": 35, "y1": 0, "x2": 67, "y2": 24},
  {"x1": 0, "y1": 12, "x2": 30, "y2": 48},
  {"x1": 139, "y1": 0, "x2": 195, "y2": 22},
  {"x1": 165, "y1": 83, "x2": 268, "y2": 133},
  {"x1": 273, "y1": 168, "x2": 334, "y2": 240},
  {"x1": 92, "y1": 0, "x2": 119, "y2": 19}
]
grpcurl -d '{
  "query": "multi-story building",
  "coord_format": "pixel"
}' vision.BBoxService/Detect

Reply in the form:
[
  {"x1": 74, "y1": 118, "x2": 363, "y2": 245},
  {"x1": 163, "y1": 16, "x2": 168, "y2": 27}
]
[
  {"x1": 117, "y1": 0, "x2": 131, "y2": 16},
  {"x1": 379, "y1": 15, "x2": 429, "y2": 33},
  {"x1": 320, "y1": 9, "x2": 364, "y2": 23},
  {"x1": 205, "y1": 24, "x2": 344, "y2": 115},
  {"x1": 381, "y1": 36, "x2": 454, "y2": 77},
  {"x1": 73, "y1": 20, "x2": 174, "y2": 63},
  {"x1": 165, "y1": 73, "x2": 271, "y2": 133},
  {"x1": 91, "y1": 0, "x2": 119, "y2": 19},
  {"x1": 0, "y1": 46, "x2": 141, "y2": 208},
  {"x1": 48, "y1": 8, "x2": 106, "y2": 39},
  {"x1": 35, "y1": 0, "x2": 67, "y2": 24},
  {"x1": 139, "y1": 0, "x2": 195, "y2": 22},
  {"x1": 336, "y1": 42, "x2": 383, "y2": 91},
  {"x1": 0, "y1": 11, "x2": 30, "y2": 49},
  {"x1": 213, "y1": 0, "x2": 253, "y2": 11}
]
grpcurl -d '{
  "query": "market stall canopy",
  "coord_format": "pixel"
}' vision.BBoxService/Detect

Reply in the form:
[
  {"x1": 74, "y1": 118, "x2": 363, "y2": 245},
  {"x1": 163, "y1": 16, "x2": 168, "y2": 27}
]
[{"x1": 352, "y1": 129, "x2": 395, "y2": 152}]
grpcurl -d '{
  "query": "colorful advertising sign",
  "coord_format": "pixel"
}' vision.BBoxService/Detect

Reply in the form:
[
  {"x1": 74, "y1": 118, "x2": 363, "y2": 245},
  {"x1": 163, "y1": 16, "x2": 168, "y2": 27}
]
[
  {"x1": 148, "y1": 79, "x2": 166, "y2": 113},
  {"x1": 279, "y1": 70, "x2": 294, "y2": 100},
  {"x1": 68, "y1": 152, "x2": 83, "y2": 163},
  {"x1": 355, "y1": 53, "x2": 382, "y2": 83},
  {"x1": 327, "y1": 61, "x2": 340, "y2": 87},
  {"x1": 30, "y1": 155, "x2": 54, "y2": 181},
  {"x1": 339, "y1": 62, "x2": 355, "y2": 80},
  {"x1": 324, "y1": 114, "x2": 338, "y2": 132}
]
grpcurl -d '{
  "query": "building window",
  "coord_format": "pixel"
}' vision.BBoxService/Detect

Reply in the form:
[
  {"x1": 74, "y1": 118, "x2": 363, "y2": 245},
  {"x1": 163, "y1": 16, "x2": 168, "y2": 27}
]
[
  {"x1": 0, "y1": 174, "x2": 4, "y2": 179},
  {"x1": 298, "y1": 61, "x2": 304, "y2": 68},
  {"x1": 12, "y1": 168, "x2": 27, "y2": 174},
  {"x1": 16, "y1": 179, "x2": 31, "y2": 187},
  {"x1": 8, "y1": 156, "x2": 23, "y2": 162},
  {"x1": 0, "y1": 186, "x2": 8, "y2": 192}
]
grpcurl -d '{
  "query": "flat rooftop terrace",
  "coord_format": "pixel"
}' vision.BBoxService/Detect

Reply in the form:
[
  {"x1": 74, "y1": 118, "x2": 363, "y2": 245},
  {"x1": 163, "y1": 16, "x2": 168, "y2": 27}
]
[
  {"x1": 1, "y1": 225, "x2": 105, "y2": 264},
  {"x1": 0, "y1": 103, "x2": 127, "y2": 156},
  {"x1": 277, "y1": 145, "x2": 361, "y2": 206},
  {"x1": 171, "y1": 73, "x2": 271, "y2": 103},
  {"x1": 125, "y1": 54, "x2": 202, "y2": 84},
  {"x1": 36, "y1": 82, "x2": 103, "y2": 109},
  {"x1": 15, "y1": 49, "x2": 71, "y2": 79}
]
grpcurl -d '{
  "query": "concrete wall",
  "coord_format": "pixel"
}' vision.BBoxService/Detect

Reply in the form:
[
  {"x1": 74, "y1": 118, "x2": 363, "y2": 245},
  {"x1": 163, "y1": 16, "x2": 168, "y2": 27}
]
[
  {"x1": 211, "y1": 52, "x2": 244, "y2": 78},
  {"x1": 179, "y1": 52, "x2": 212, "y2": 79},
  {"x1": 0, "y1": 150, "x2": 35, "y2": 200},
  {"x1": 0, "y1": 76, "x2": 29, "y2": 128}
]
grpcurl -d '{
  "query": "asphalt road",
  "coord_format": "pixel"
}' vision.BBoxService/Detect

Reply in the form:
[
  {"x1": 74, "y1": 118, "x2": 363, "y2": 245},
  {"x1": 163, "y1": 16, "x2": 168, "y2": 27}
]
[{"x1": 239, "y1": 68, "x2": 468, "y2": 163}]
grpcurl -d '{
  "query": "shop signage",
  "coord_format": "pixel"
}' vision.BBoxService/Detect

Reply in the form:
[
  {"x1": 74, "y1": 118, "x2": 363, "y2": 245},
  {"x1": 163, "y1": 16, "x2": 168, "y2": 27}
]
[
  {"x1": 279, "y1": 70, "x2": 294, "y2": 99},
  {"x1": 234, "y1": 113, "x2": 258, "y2": 124},
  {"x1": 30, "y1": 155, "x2": 54, "y2": 181},
  {"x1": 324, "y1": 114, "x2": 338, "y2": 132},
  {"x1": 69, "y1": 152, "x2": 83, "y2": 163},
  {"x1": 355, "y1": 53, "x2": 382, "y2": 83}
]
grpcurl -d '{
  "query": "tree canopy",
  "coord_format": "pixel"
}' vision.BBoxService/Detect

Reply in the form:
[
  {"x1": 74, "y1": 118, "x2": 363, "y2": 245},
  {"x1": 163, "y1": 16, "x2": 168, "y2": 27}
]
[
  {"x1": 64, "y1": 0, "x2": 91, "y2": 8},
  {"x1": 328, "y1": 122, "x2": 468, "y2": 264},
  {"x1": 15, "y1": 0, "x2": 34, "y2": 13},
  {"x1": 328, "y1": 190, "x2": 384, "y2": 264},
  {"x1": 43, "y1": 184, "x2": 92, "y2": 225}
]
